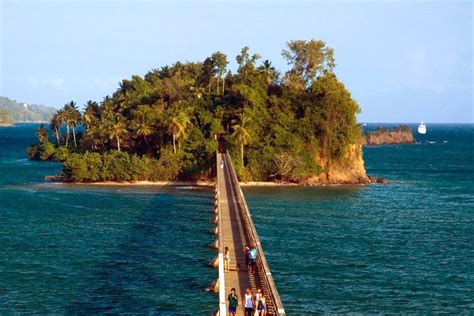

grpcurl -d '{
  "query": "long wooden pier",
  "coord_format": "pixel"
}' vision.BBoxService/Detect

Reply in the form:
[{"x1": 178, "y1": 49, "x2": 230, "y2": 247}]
[{"x1": 212, "y1": 151, "x2": 285, "y2": 315}]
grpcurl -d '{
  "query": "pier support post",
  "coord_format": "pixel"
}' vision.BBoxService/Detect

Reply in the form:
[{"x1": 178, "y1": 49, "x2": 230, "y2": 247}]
[
  {"x1": 209, "y1": 255, "x2": 219, "y2": 268},
  {"x1": 210, "y1": 278, "x2": 219, "y2": 293},
  {"x1": 209, "y1": 239, "x2": 219, "y2": 249}
]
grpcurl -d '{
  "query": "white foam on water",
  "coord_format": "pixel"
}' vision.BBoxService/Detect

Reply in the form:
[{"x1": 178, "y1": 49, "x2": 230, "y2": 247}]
[{"x1": 176, "y1": 186, "x2": 199, "y2": 190}]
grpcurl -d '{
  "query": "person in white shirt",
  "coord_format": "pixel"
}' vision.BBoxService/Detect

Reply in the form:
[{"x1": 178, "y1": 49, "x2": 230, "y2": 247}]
[
  {"x1": 242, "y1": 287, "x2": 254, "y2": 316},
  {"x1": 224, "y1": 246, "x2": 230, "y2": 272}
]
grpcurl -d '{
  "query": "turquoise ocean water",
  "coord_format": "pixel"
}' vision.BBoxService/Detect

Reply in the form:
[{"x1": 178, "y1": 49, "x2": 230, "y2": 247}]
[{"x1": 0, "y1": 123, "x2": 473, "y2": 313}]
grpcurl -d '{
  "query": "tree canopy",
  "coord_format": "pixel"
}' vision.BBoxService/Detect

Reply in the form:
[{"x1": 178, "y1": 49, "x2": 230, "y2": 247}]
[{"x1": 28, "y1": 40, "x2": 363, "y2": 183}]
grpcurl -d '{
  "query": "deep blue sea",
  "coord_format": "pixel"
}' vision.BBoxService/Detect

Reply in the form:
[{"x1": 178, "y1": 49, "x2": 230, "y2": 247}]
[{"x1": 0, "y1": 123, "x2": 473, "y2": 314}]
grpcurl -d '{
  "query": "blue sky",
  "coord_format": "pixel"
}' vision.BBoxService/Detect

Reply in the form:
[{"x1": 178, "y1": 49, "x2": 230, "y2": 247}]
[{"x1": 0, "y1": 0, "x2": 472, "y2": 122}]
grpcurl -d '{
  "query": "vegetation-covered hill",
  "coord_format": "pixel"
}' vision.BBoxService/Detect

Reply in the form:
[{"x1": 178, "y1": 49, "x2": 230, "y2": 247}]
[
  {"x1": 28, "y1": 40, "x2": 368, "y2": 184},
  {"x1": 0, "y1": 96, "x2": 56, "y2": 123},
  {"x1": 0, "y1": 108, "x2": 13, "y2": 125}
]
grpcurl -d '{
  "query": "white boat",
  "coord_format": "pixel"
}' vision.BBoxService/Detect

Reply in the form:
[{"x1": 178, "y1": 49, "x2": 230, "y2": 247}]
[{"x1": 418, "y1": 122, "x2": 427, "y2": 134}]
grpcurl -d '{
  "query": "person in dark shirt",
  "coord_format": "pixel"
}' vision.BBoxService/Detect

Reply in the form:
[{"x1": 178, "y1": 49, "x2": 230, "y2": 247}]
[
  {"x1": 244, "y1": 245, "x2": 251, "y2": 272},
  {"x1": 228, "y1": 288, "x2": 238, "y2": 315}
]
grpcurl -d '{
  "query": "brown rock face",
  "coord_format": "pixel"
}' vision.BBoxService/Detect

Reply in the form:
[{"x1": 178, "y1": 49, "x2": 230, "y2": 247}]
[
  {"x1": 305, "y1": 144, "x2": 369, "y2": 185},
  {"x1": 368, "y1": 176, "x2": 389, "y2": 184},
  {"x1": 365, "y1": 126, "x2": 416, "y2": 146}
]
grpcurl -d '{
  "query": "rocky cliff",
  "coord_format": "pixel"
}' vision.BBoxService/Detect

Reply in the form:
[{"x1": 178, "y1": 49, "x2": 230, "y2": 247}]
[
  {"x1": 365, "y1": 126, "x2": 415, "y2": 146},
  {"x1": 305, "y1": 144, "x2": 369, "y2": 185}
]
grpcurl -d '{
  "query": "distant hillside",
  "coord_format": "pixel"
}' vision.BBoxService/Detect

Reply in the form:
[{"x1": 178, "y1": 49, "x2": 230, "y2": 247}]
[
  {"x1": 0, "y1": 107, "x2": 14, "y2": 125},
  {"x1": 0, "y1": 96, "x2": 56, "y2": 123}
]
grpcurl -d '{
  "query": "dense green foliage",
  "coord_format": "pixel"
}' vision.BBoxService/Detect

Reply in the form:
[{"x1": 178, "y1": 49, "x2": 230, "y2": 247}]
[
  {"x1": 27, "y1": 124, "x2": 65, "y2": 161},
  {"x1": 0, "y1": 96, "x2": 56, "y2": 122},
  {"x1": 62, "y1": 149, "x2": 182, "y2": 182},
  {"x1": 28, "y1": 40, "x2": 363, "y2": 182},
  {"x1": 368, "y1": 125, "x2": 412, "y2": 136}
]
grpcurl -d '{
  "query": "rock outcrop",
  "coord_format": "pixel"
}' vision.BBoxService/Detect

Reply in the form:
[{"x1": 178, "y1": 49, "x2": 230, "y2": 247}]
[
  {"x1": 305, "y1": 144, "x2": 369, "y2": 185},
  {"x1": 365, "y1": 126, "x2": 415, "y2": 146}
]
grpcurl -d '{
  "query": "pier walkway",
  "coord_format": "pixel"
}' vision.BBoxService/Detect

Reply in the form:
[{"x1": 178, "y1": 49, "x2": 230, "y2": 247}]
[{"x1": 213, "y1": 151, "x2": 285, "y2": 316}]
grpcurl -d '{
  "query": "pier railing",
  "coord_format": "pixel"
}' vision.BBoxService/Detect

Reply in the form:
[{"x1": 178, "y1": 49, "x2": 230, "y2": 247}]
[
  {"x1": 216, "y1": 151, "x2": 227, "y2": 315},
  {"x1": 223, "y1": 152, "x2": 286, "y2": 316}
]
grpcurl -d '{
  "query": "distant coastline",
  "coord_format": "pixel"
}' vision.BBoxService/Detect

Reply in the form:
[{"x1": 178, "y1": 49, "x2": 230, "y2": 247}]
[
  {"x1": 0, "y1": 121, "x2": 50, "y2": 126},
  {"x1": 16, "y1": 121, "x2": 50, "y2": 124},
  {"x1": 1, "y1": 96, "x2": 56, "y2": 124}
]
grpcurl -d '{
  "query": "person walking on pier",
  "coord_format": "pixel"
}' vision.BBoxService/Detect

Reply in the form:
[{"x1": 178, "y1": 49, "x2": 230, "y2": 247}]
[
  {"x1": 224, "y1": 246, "x2": 230, "y2": 272},
  {"x1": 242, "y1": 288, "x2": 255, "y2": 316},
  {"x1": 244, "y1": 245, "x2": 251, "y2": 272},
  {"x1": 228, "y1": 288, "x2": 238, "y2": 315},
  {"x1": 256, "y1": 288, "x2": 267, "y2": 315},
  {"x1": 249, "y1": 245, "x2": 257, "y2": 273}
]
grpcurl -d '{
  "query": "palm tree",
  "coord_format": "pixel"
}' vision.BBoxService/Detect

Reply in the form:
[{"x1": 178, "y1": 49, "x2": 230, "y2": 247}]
[
  {"x1": 59, "y1": 105, "x2": 70, "y2": 146},
  {"x1": 132, "y1": 111, "x2": 153, "y2": 147},
  {"x1": 258, "y1": 60, "x2": 277, "y2": 85},
  {"x1": 166, "y1": 107, "x2": 192, "y2": 154},
  {"x1": 82, "y1": 125, "x2": 103, "y2": 151},
  {"x1": 50, "y1": 112, "x2": 62, "y2": 146},
  {"x1": 63, "y1": 101, "x2": 81, "y2": 147},
  {"x1": 36, "y1": 124, "x2": 49, "y2": 144},
  {"x1": 231, "y1": 114, "x2": 251, "y2": 167},
  {"x1": 82, "y1": 100, "x2": 99, "y2": 130},
  {"x1": 108, "y1": 114, "x2": 128, "y2": 151}
]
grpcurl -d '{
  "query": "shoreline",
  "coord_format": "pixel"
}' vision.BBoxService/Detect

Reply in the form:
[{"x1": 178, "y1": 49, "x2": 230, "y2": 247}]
[
  {"x1": 1, "y1": 122, "x2": 50, "y2": 127},
  {"x1": 54, "y1": 180, "x2": 371, "y2": 187}
]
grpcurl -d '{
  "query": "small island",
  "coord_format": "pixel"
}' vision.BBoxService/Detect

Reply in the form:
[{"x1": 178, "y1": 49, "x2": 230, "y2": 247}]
[
  {"x1": 365, "y1": 126, "x2": 416, "y2": 146},
  {"x1": 28, "y1": 40, "x2": 370, "y2": 185}
]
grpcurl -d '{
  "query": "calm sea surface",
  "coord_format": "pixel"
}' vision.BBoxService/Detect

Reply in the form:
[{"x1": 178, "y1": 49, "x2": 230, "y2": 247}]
[{"x1": 0, "y1": 123, "x2": 473, "y2": 314}]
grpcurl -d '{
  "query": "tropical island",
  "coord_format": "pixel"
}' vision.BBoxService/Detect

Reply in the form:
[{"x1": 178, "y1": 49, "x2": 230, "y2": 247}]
[
  {"x1": 0, "y1": 96, "x2": 56, "y2": 124},
  {"x1": 28, "y1": 40, "x2": 369, "y2": 185}
]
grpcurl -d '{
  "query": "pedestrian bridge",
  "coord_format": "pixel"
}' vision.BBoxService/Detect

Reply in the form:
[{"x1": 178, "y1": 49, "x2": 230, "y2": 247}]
[{"x1": 211, "y1": 151, "x2": 285, "y2": 315}]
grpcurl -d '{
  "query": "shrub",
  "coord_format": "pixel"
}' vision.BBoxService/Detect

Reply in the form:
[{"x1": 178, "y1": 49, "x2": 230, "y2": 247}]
[
  {"x1": 27, "y1": 142, "x2": 56, "y2": 161},
  {"x1": 62, "y1": 153, "x2": 88, "y2": 182},
  {"x1": 83, "y1": 152, "x2": 103, "y2": 181},
  {"x1": 39, "y1": 142, "x2": 56, "y2": 160},
  {"x1": 53, "y1": 146, "x2": 70, "y2": 162},
  {"x1": 156, "y1": 147, "x2": 182, "y2": 180}
]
